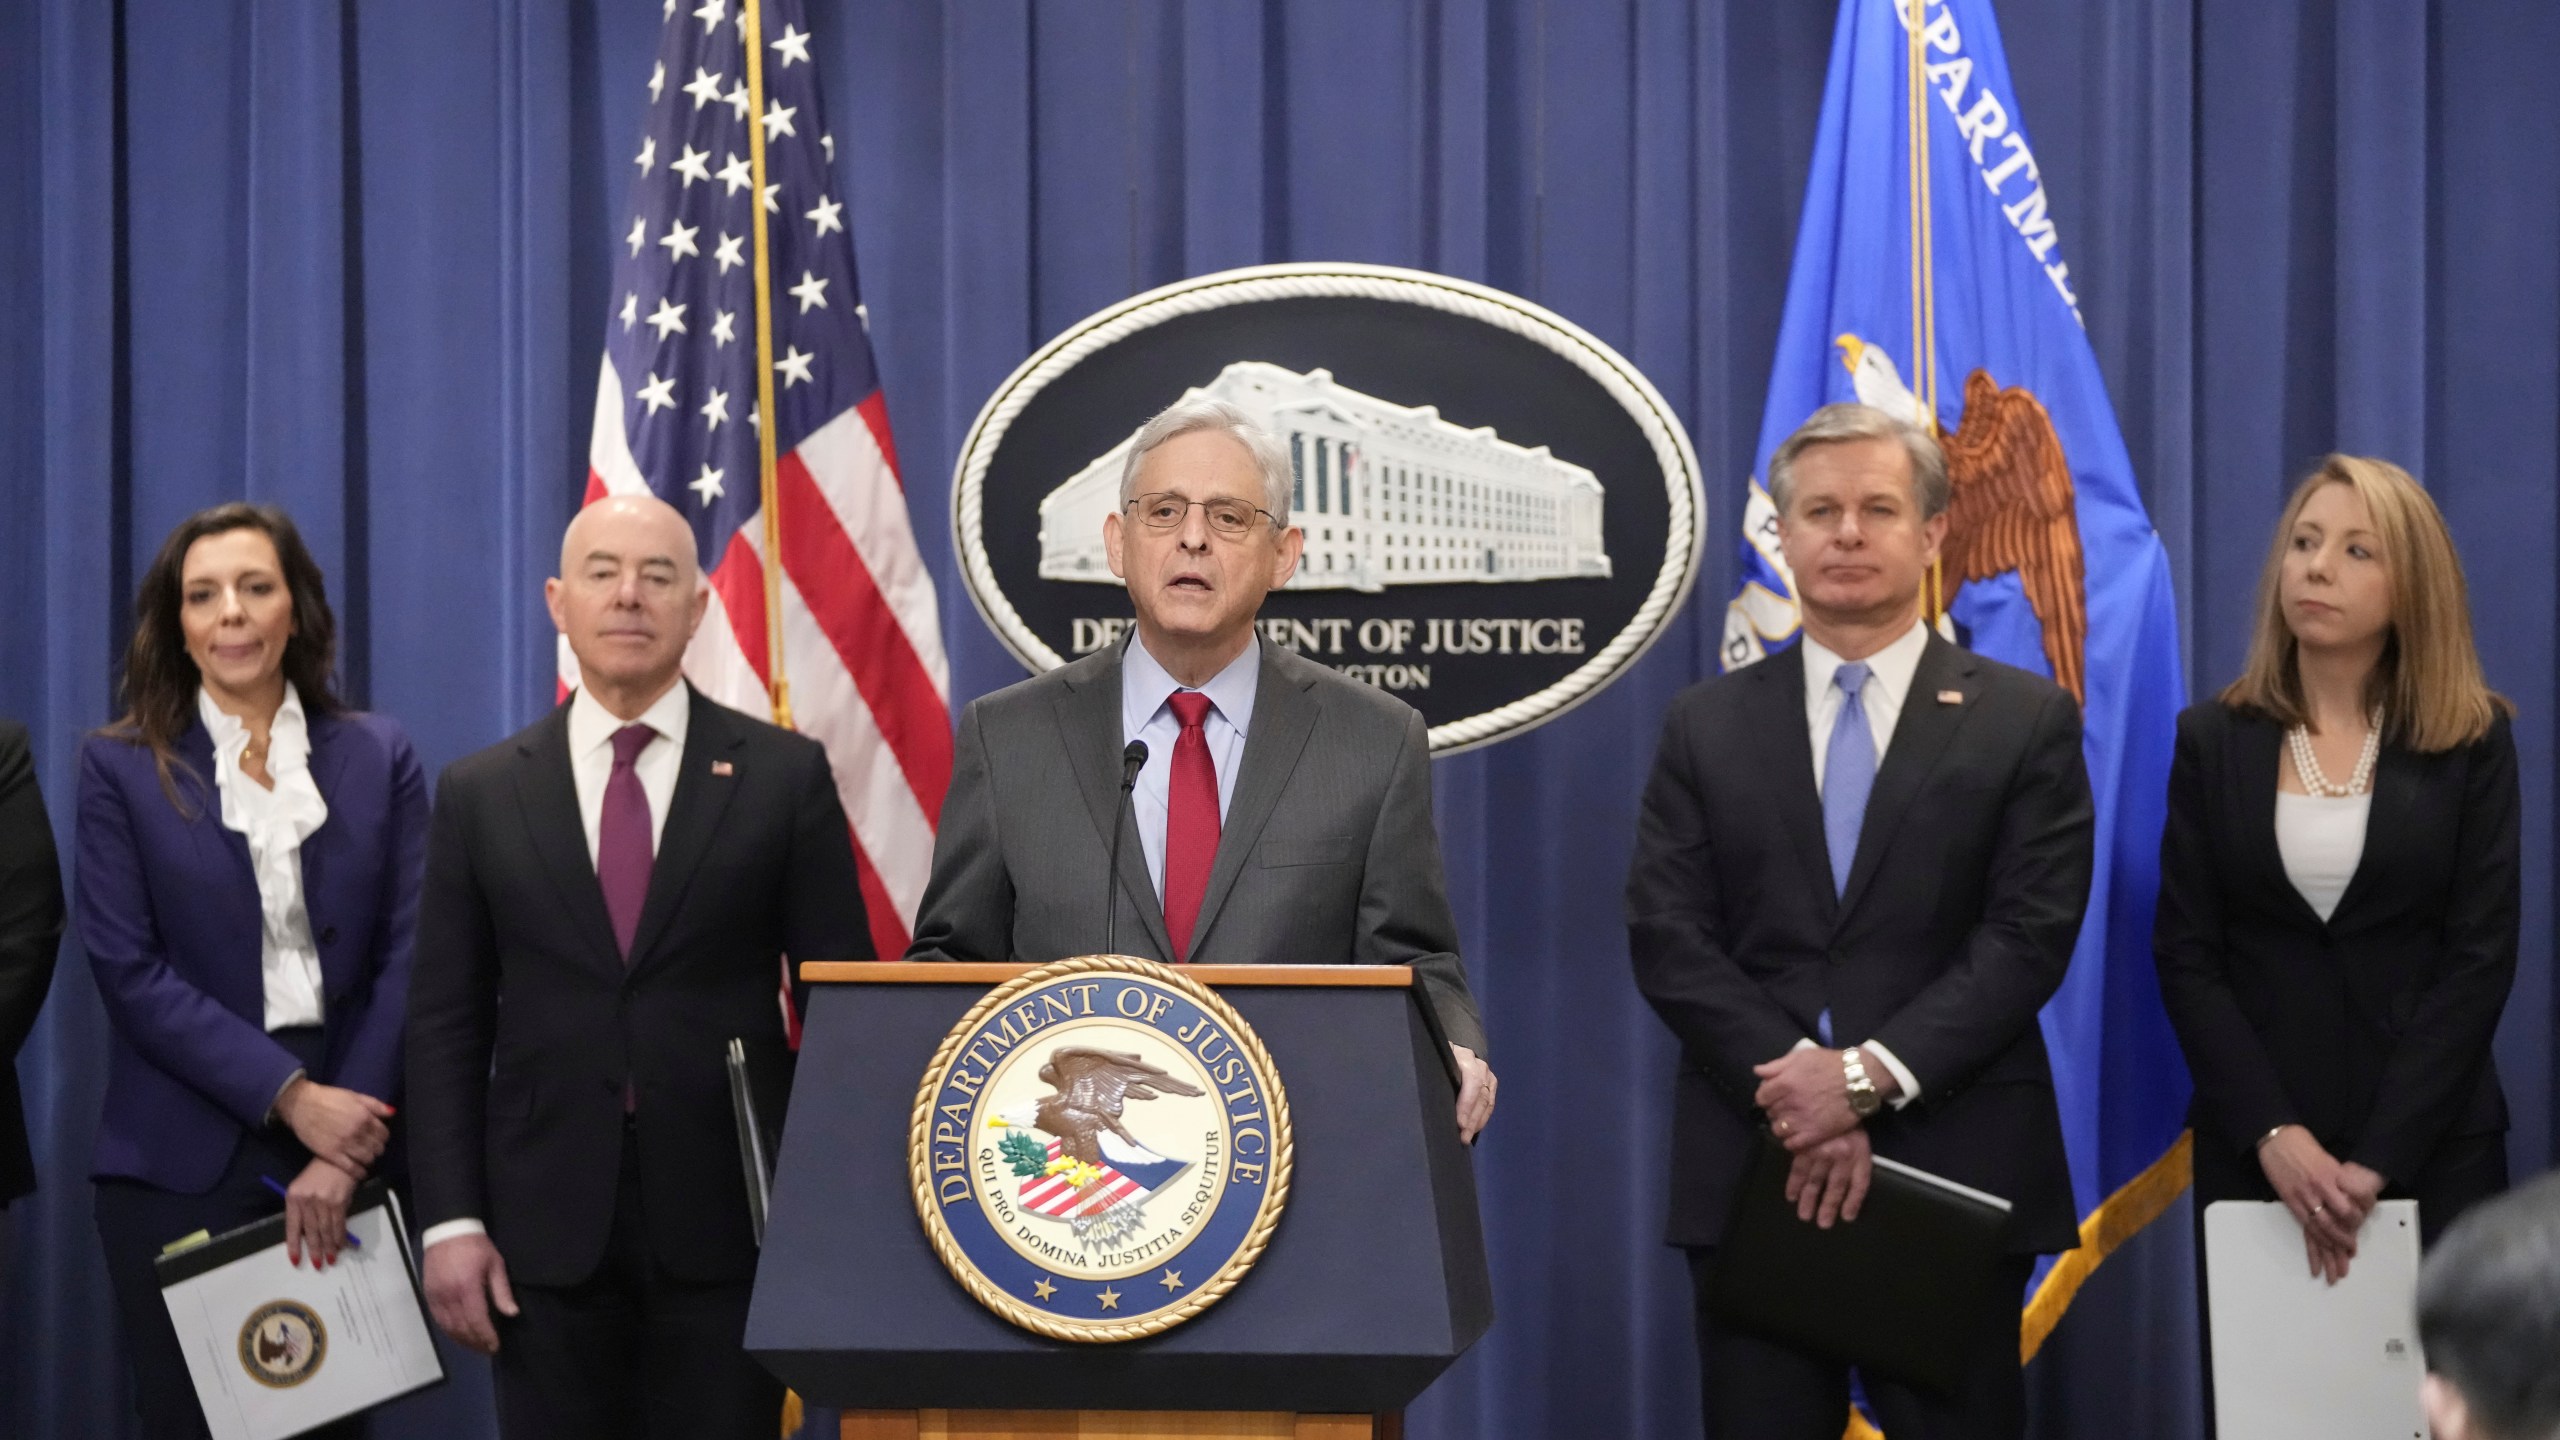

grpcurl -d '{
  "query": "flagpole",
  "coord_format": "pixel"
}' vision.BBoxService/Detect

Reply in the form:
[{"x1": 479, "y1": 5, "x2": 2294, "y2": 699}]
[
  {"x1": 742, "y1": 0, "x2": 793, "y2": 729},
  {"x1": 1906, "y1": 0, "x2": 1948, "y2": 622}
]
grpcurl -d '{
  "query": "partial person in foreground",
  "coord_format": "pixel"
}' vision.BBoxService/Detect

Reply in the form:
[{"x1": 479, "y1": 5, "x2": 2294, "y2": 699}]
[
  {"x1": 2154, "y1": 456, "x2": 2516, "y2": 1420},
  {"x1": 907, "y1": 396, "x2": 1495, "y2": 1141},
  {"x1": 406, "y1": 494, "x2": 868, "y2": 1439},
  {"x1": 2416, "y1": 1169, "x2": 2560, "y2": 1440},
  {"x1": 0, "y1": 714, "x2": 65, "y2": 1298},
  {"x1": 1627, "y1": 403, "x2": 2093, "y2": 1438},
  {"x1": 79, "y1": 504, "x2": 425, "y2": 1438}
]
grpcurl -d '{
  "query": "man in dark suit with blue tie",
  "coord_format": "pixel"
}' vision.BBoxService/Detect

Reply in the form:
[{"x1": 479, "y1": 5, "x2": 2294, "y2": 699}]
[
  {"x1": 1626, "y1": 403, "x2": 2095, "y2": 1439},
  {"x1": 407, "y1": 495, "x2": 869, "y2": 1439}
]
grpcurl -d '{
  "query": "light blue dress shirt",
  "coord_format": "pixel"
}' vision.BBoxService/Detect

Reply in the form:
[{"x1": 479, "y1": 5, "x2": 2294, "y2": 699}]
[{"x1": 1121, "y1": 636, "x2": 1259, "y2": 900}]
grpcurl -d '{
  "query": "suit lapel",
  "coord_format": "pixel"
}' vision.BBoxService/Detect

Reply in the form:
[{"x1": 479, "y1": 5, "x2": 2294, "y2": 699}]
[
  {"x1": 512, "y1": 704, "x2": 624, "y2": 975},
  {"x1": 2319, "y1": 737, "x2": 2405, "y2": 930},
  {"x1": 2239, "y1": 715, "x2": 2332, "y2": 930},
  {"x1": 628, "y1": 688, "x2": 745, "y2": 973},
  {"x1": 300, "y1": 712, "x2": 351, "y2": 977},
  {"x1": 1747, "y1": 647, "x2": 1838, "y2": 923},
  {"x1": 171, "y1": 722, "x2": 258, "y2": 893},
  {"x1": 1184, "y1": 648, "x2": 1319, "y2": 962},
  {"x1": 1056, "y1": 647, "x2": 1174, "y2": 960},
  {"x1": 1838, "y1": 636, "x2": 1976, "y2": 918}
]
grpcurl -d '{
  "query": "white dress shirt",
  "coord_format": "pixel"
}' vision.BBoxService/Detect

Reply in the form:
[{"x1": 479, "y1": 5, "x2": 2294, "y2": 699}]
[
  {"x1": 1122, "y1": 636, "x2": 1258, "y2": 900},
  {"x1": 201, "y1": 685, "x2": 329, "y2": 1033},
  {"x1": 2275, "y1": 790, "x2": 2369, "y2": 923},
  {"x1": 423, "y1": 679, "x2": 692, "y2": 1254},
  {"x1": 566, "y1": 680, "x2": 691, "y2": 863},
  {"x1": 1801, "y1": 620, "x2": 1930, "y2": 794},
  {"x1": 1789, "y1": 620, "x2": 1930, "y2": 1107}
]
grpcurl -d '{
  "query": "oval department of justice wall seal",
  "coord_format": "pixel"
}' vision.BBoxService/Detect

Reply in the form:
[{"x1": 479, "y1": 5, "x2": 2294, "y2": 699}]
[
  {"x1": 951, "y1": 263, "x2": 1707, "y2": 755},
  {"x1": 909, "y1": 956, "x2": 1292, "y2": 1341},
  {"x1": 237, "y1": 1298, "x2": 327, "y2": 1388}
]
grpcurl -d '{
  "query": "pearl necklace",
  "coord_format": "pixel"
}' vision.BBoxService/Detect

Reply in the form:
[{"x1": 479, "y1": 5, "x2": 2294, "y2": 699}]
[{"x1": 2287, "y1": 714, "x2": 2381, "y2": 798}]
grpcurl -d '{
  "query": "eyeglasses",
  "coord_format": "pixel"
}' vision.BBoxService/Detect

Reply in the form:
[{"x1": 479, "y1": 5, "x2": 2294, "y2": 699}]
[{"x1": 1125, "y1": 492, "x2": 1277, "y2": 536}]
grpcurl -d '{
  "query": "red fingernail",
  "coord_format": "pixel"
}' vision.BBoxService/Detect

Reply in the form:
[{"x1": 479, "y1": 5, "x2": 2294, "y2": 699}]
[
  {"x1": 290, "y1": 1255, "x2": 301, "y2": 1268},
  {"x1": 382, "y1": 1105, "x2": 397, "y2": 1115}
]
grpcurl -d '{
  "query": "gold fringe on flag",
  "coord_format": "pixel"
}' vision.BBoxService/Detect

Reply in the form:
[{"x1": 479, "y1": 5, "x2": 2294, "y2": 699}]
[{"x1": 2020, "y1": 1130, "x2": 2195, "y2": 1362}]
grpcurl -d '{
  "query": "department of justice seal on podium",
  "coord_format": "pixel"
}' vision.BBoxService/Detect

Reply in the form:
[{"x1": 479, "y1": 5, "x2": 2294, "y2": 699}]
[{"x1": 909, "y1": 956, "x2": 1293, "y2": 1341}]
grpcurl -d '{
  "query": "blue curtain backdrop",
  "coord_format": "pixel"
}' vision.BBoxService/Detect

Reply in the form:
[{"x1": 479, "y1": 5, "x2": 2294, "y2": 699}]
[{"x1": 4, "y1": 2, "x2": 2554, "y2": 1437}]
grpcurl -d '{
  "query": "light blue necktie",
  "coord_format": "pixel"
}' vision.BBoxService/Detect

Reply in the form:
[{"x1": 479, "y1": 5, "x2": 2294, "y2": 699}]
[{"x1": 1823, "y1": 661, "x2": 1877, "y2": 897}]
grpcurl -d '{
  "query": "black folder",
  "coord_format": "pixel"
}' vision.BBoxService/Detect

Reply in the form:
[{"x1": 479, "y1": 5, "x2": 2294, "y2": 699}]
[{"x1": 1708, "y1": 1136, "x2": 2014, "y2": 1395}]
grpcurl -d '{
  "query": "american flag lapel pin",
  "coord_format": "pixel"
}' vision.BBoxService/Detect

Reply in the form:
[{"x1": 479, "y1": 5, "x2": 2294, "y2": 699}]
[
  {"x1": 1937, "y1": 689, "x2": 1965, "y2": 705},
  {"x1": 711, "y1": 760, "x2": 735, "y2": 777}
]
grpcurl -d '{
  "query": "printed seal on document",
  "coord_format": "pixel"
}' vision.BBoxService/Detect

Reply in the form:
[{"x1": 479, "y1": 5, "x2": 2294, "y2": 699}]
[{"x1": 237, "y1": 1298, "x2": 327, "y2": 1388}]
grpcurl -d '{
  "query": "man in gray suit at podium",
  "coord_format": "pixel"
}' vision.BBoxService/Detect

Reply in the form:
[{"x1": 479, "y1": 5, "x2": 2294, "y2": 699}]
[{"x1": 908, "y1": 397, "x2": 1496, "y2": 1140}]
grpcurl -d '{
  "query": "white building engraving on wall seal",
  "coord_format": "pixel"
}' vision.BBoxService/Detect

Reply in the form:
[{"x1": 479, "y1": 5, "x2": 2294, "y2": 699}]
[{"x1": 1037, "y1": 361, "x2": 1611, "y2": 593}]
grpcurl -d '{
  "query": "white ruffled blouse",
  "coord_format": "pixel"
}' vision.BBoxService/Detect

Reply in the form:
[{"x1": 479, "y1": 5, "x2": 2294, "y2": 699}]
[{"x1": 199, "y1": 684, "x2": 330, "y2": 1031}]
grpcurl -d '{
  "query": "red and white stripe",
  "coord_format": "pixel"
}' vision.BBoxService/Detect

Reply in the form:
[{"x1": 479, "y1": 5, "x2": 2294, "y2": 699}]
[
  {"x1": 1017, "y1": 1140, "x2": 1144, "y2": 1218},
  {"x1": 572, "y1": 358, "x2": 951, "y2": 969}
]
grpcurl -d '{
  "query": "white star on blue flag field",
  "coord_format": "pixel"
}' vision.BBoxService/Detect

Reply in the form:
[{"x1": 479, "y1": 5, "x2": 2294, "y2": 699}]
[{"x1": 609, "y1": 0, "x2": 879, "y2": 568}]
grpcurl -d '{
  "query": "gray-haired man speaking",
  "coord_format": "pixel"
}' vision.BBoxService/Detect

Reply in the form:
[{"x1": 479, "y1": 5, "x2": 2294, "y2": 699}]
[{"x1": 908, "y1": 397, "x2": 1496, "y2": 1140}]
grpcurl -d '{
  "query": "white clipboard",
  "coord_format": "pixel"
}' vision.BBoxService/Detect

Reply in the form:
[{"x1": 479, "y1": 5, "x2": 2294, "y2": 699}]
[
  {"x1": 155, "y1": 1188, "x2": 445, "y2": 1440},
  {"x1": 2204, "y1": 1199, "x2": 2428, "y2": 1440}
]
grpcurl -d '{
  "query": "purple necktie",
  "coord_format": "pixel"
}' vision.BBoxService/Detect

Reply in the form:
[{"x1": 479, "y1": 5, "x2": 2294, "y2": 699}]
[{"x1": 599, "y1": 723, "x2": 656, "y2": 962}]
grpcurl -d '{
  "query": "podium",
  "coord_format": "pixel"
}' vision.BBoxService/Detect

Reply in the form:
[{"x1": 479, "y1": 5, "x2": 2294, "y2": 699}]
[{"x1": 747, "y1": 961, "x2": 1492, "y2": 1439}]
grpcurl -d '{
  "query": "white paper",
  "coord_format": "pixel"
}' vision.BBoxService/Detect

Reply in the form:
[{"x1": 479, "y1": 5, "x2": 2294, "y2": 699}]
[
  {"x1": 159, "y1": 1193, "x2": 444, "y2": 1440},
  {"x1": 2204, "y1": 1199, "x2": 2429, "y2": 1440}
]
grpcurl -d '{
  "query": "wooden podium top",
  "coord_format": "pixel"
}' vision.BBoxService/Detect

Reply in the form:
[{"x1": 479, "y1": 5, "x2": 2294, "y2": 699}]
[{"x1": 797, "y1": 960, "x2": 1411, "y2": 988}]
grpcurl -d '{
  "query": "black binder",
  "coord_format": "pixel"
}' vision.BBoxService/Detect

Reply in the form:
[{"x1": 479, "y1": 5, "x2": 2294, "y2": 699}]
[{"x1": 1708, "y1": 1136, "x2": 2014, "y2": 1394}]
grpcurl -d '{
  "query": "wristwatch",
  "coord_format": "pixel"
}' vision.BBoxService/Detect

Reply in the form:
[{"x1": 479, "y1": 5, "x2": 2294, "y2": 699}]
[{"x1": 1842, "y1": 1046, "x2": 1882, "y2": 1118}]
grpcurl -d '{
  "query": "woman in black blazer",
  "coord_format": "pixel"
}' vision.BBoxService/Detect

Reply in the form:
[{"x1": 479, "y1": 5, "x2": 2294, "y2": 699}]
[{"x1": 2157, "y1": 454, "x2": 2516, "y2": 1296}]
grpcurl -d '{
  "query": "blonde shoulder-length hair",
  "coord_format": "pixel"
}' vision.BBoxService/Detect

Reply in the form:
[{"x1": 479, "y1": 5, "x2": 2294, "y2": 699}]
[{"x1": 2220, "y1": 454, "x2": 2508, "y2": 752}]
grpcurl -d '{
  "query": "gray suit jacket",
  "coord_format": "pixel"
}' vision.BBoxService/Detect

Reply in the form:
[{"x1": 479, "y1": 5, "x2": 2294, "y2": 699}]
[{"x1": 908, "y1": 639, "x2": 1488, "y2": 1056}]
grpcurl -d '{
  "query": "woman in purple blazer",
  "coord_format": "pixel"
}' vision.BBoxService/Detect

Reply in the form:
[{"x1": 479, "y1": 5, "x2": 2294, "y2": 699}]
[{"x1": 78, "y1": 504, "x2": 425, "y2": 1438}]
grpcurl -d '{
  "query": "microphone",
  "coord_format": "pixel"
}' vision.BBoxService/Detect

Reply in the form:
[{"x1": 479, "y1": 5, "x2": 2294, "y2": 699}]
[{"x1": 1105, "y1": 740, "x2": 1148, "y2": 956}]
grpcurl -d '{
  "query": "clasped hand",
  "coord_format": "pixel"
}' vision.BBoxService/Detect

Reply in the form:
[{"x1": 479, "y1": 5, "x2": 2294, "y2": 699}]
[
  {"x1": 276, "y1": 1076, "x2": 394, "y2": 1175},
  {"x1": 1752, "y1": 1046, "x2": 1863, "y2": 1151},
  {"x1": 273, "y1": 1079, "x2": 395, "y2": 1270},
  {"x1": 1753, "y1": 1047, "x2": 1880, "y2": 1229},
  {"x1": 2258, "y1": 1125, "x2": 2386, "y2": 1283}
]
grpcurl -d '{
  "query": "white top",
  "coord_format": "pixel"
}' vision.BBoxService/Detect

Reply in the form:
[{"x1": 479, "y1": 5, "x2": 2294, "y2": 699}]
[
  {"x1": 566, "y1": 680, "x2": 692, "y2": 863},
  {"x1": 2275, "y1": 789, "x2": 2370, "y2": 923},
  {"x1": 1121, "y1": 636, "x2": 1258, "y2": 900},
  {"x1": 1801, "y1": 619, "x2": 1931, "y2": 795},
  {"x1": 1787, "y1": 619, "x2": 1934, "y2": 1107},
  {"x1": 201, "y1": 685, "x2": 329, "y2": 1032},
  {"x1": 425, "y1": 680, "x2": 692, "y2": 1256}
]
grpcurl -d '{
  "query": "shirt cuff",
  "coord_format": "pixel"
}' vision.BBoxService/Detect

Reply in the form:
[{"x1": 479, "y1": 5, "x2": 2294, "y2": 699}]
[
  {"x1": 421, "y1": 1219, "x2": 488, "y2": 1251},
  {"x1": 1857, "y1": 1039, "x2": 1921, "y2": 1109},
  {"x1": 266, "y1": 1068, "x2": 308, "y2": 1126}
]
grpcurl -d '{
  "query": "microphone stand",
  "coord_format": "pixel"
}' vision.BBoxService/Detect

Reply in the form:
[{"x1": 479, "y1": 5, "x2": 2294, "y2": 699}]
[{"x1": 1105, "y1": 740, "x2": 1147, "y2": 956}]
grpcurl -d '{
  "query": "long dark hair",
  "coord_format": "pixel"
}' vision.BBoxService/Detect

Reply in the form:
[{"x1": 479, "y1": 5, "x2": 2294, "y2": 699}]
[{"x1": 107, "y1": 503, "x2": 345, "y2": 809}]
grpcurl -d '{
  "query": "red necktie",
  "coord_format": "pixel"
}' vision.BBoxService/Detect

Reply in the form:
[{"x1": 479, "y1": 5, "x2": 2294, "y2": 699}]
[
  {"x1": 1162, "y1": 692, "x2": 1220, "y2": 961},
  {"x1": 598, "y1": 723, "x2": 656, "y2": 962}
]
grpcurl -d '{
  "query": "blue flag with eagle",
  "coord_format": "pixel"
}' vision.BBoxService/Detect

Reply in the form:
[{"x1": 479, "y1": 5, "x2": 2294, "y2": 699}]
[{"x1": 1720, "y1": 0, "x2": 2192, "y2": 1363}]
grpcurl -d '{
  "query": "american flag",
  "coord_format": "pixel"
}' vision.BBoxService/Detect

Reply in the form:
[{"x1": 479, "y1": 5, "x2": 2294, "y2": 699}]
[{"x1": 578, "y1": 0, "x2": 950, "y2": 969}]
